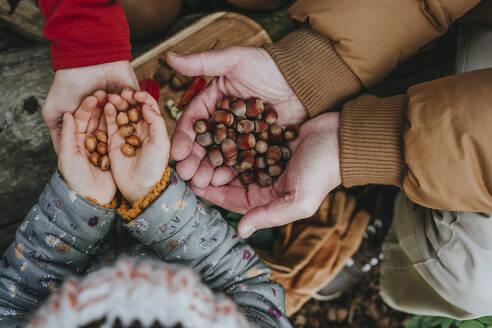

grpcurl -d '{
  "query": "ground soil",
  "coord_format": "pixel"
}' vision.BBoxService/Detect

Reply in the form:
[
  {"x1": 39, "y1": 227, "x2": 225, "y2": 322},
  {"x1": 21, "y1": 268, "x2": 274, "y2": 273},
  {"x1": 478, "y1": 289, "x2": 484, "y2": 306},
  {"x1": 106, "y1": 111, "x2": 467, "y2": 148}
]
[{"x1": 290, "y1": 268, "x2": 410, "y2": 328}]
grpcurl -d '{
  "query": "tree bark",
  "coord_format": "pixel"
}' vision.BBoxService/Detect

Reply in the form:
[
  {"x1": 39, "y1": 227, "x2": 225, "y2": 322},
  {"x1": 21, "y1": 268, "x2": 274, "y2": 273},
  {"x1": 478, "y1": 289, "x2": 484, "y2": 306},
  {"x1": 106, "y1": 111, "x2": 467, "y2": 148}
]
[{"x1": 0, "y1": 44, "x2": 56, "y2": 230}]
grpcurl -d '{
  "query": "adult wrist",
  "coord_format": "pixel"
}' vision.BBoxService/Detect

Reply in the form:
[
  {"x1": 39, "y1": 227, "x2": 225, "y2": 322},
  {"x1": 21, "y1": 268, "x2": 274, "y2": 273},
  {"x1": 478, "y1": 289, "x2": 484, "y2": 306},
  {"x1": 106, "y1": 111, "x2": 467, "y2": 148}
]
[{"x1": 339, "y1": 94, "x2": 407, "y2": 188}]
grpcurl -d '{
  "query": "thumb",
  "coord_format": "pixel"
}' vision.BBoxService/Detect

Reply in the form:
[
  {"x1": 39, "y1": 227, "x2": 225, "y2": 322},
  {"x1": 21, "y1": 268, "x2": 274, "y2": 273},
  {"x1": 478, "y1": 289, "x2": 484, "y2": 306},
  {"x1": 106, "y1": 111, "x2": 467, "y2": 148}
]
[
  {"x1": 104, "y1": 102, "x2": 120, "y2": 137},
  {"x1": 142, "y1": 104, "x2": 168, "y2": 145},
  {"x1": 238, "y1": 191, "x2": 314, "y2": 238},
  {"x1": 60, "y1": 113, "x2": 77, "y2": 156},
  {"x1": 166, "y1": 48, "x2": 240, "y2": 77}
]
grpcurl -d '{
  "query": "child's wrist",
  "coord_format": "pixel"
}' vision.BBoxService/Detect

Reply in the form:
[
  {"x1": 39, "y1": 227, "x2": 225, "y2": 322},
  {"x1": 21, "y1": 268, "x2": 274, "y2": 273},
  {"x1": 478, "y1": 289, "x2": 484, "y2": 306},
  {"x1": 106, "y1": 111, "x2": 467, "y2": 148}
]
[
  {"x1": 123, "y1": 186, "x2": 151, "y2": 204},
  {"x1": 121, "y1": 166, "x2": 168, "y2": 203},
  {"x1": 118, "y1": 167, "x2": 172, "y2": 221},
  {"x1": 86, "y1": 197, "x2": 118, "y2": 209},
  {"x1": 72, "y1": 186, "x2": 115, "y2": 206},
  {"x1": 61, "y1": 174, "x2": 115, "y2": 206}
]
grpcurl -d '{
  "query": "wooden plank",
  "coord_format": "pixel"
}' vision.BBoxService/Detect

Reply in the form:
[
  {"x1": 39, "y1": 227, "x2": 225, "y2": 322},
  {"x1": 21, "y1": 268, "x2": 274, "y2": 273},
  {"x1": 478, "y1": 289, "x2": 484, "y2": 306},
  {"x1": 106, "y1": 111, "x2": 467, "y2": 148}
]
[
  {"x1": 0, "y1": 0, "x2": 45, "y2": 42},
  {"x1": 132, "y1": 12, "x2": 272, "y2": 138}
]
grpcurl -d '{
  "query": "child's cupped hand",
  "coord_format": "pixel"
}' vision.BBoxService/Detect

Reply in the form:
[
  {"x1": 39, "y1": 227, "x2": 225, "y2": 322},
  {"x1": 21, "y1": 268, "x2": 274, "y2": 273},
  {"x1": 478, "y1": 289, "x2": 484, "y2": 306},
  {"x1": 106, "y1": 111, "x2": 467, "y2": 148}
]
[
  {"x1": 58, "y1": 91, "x2": 117, "y2": 205},
  {"x1": 105, "y1": 89, "x2": 170, "y2": 203}
]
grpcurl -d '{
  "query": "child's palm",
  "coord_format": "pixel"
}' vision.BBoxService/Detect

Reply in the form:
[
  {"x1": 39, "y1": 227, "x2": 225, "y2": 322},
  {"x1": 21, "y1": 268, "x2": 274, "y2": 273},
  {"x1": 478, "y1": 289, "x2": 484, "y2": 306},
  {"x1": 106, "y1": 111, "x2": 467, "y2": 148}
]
[
  {"x1": 105, "y1": 91, "x2": 169, "y2": 203},
  {"x1": 59, "y1": 95, "x2": 117, "y2": 205}
]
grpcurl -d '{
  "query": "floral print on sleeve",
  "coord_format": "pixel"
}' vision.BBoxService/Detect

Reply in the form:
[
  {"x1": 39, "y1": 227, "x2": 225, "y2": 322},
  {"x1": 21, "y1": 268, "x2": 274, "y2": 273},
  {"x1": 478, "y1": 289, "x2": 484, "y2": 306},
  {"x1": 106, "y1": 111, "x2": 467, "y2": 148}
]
[
  {"x1": 122, "y1": 169, "x2": 290, "y2": 327},
  {"x1": 0, "y1": 173, "x2": 117, "y2": 326}
]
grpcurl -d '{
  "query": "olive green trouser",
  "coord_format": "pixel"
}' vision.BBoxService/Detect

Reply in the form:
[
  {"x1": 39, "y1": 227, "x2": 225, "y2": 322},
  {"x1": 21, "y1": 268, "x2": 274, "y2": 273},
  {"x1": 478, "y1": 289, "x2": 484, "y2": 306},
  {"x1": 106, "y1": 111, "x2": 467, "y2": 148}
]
[
  {"x1": 380, "y1": 192, "x2": 492, "y2": 319},
  {"x1": 380, "y1": 22, "x2": 492, "y2": 320}
]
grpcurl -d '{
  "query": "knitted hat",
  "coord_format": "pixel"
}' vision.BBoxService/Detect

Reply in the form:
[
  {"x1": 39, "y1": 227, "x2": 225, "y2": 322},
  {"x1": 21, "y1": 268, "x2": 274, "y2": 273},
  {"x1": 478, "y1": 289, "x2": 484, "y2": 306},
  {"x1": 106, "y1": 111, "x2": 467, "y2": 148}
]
[{"x1": 27, "y1": 258, "x2": 251, "y2": 328}]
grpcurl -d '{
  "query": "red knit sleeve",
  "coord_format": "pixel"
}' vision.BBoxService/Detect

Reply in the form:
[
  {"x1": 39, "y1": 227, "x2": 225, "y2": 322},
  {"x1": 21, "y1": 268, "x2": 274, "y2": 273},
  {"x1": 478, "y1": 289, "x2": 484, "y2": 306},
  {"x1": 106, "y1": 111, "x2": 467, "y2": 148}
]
[{"x1": 39, "y1": 0, "x2": 132, "y2": 70}]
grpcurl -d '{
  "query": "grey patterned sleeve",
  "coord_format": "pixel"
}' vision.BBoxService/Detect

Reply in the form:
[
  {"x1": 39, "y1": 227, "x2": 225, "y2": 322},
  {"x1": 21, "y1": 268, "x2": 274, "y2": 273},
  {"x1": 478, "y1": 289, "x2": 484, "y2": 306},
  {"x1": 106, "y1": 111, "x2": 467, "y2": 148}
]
[
  {"x1": 123, "y1": 170, "x2": 292, "y2": 328},
  {"x1": 0, "y1": 172, "x2": 116, "y2": 326}
]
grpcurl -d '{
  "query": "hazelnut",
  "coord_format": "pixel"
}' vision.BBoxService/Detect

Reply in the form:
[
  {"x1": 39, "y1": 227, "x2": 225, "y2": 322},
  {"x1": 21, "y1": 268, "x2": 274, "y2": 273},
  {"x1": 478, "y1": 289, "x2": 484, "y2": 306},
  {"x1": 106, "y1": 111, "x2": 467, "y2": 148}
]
[
  {"x1": 254, "y1": 156, "x2": 267, "y2": 169},
  {"x1": 155, "y1": 65, "x2": 174, "y2": 85},
  {"x1": 208, "y1": 146, "x2": 224, "y2": 167},
  {"x1": 99, "y1": 155, "x2": 110, "y2": 171},
  {"x1": 269, "y1": 126, "x2": 283, "y2": 144},
  {"x1": 194, "y1": 119, "x2": 211, "y2": 134},
  {"x1": 128, "y1": 107, "x2": 141, "y2": 123},
  {"x1": 255, "y1": 139, "x2": 268, "y2": 154},
  {"x1": 246, "y1": 98, "x2": 264, "y2": 117},
  {"x1": 170, "y1": 72, "x2": 192, "y2": 89},
  {"x1": 263, "y1": 107, "x2": 278, "y2": 125},
  {"x1": 255, "y1": 169, "x2": 273, "y2": 187},
  {"x1": 121, "y1": 143, "x2": 136, "y2": 157},
  {"x1": 212, "y1": 110, "x2": 234, "y2": 126},
  {"x1": 118, "y1": 124, "x2": 136, "y2": 138},
  {"x1": 230, "y1": 98, "x2": 247, "y2": 117},
  {"x1": 94, "y1": 130, "x2": 108, "y2": 143},
  {"x1": 268, "y1": 162, "x2": 284, "y2": 177},
  {"x1": 125, "y1": 135, "x2": 142, "y2": 147},
  {"x1": 236, "y1": 119, "x2": 255, "y2": 134},
  {"x1": 280, "y1": 146, "x2": 291, "y2": 161},
  {"x1": 224, "y1": 155, "x2": 238, "y2": 167},
  {"x1": 257, "y1": 131, "x2": 269, "y2": 141},
  {"x1": 284, "y1": 127, "x2": 298, "y2": 141},
  {"x1": 96, "y1": 141, "x2": 107, "y2": 155},
  {"x1": 196, "y1": 132, "x2": 213, "y2": 147},
  {"x1": 221, "y1": 139, "x2": 238, "y2": 160},
  {"x1": 85, "y1": 136, "x2": 97, "y2": 152},
  {"x1": 239, "y1": 150, "x2": 255, "y2": 171},
  {"x1": 217, "y1": 97, "x2": 231, "y2": 110},
  {"x1": 214, "y1": 123, "x2": 228, "y2": 144},
  {"x1": 117, "y1": 112, "x2": 130, "y2": 127},
  {"x1": 239, "y1": 171, "x2": 255, "y2": 185},
  {"x1": 254, "y1": 120, "x2": 268, "y2": 133},
  {"x1": 89, "y1": 152, "x2": 100, "y2": 166},
  {"x1": 237, "y1": 133, "x2": 256, "y2": 150},
  {"x1": 266, "y1": 145, "x2": 281, "y2": 165},
  {"x1": 227, "y1": 128, "x2": 237, "y2": 140}
]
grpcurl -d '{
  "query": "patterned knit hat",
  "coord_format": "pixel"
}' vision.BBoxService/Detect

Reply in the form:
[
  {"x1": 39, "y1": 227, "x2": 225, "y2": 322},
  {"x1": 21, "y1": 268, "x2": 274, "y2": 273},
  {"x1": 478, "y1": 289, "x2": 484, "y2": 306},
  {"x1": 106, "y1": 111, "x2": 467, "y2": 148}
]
[{"x1": 27, "y1": 258, "x2": 251, "y2": 328}]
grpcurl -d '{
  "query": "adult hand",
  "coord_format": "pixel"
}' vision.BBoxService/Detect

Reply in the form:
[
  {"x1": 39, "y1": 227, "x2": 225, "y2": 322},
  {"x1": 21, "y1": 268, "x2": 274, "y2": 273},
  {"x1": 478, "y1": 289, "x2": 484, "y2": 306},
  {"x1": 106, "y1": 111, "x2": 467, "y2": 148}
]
[
  {"x1": 43, "y1": 60, "x2": 139, "y2": 154},
  {"x1": 192, "y1": 112, "x2": 342, "y2": 238},
  {"x1": 58, "y1": 93, "x2": 117, "y2": 205},
  {"x1": 166, "y1": 47, "x2": 308, "y2": 186}
]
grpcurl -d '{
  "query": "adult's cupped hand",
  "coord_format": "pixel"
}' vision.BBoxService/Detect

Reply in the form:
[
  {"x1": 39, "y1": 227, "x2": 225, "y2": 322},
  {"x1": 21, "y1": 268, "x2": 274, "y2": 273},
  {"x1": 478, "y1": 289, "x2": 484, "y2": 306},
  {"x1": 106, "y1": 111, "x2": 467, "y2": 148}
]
[
  {"x1": 167, "y1": 47, "x2": 341, "y2": 238},
  {"x1": 43, "y1": 60, "x2": 139, "y2": 154}
]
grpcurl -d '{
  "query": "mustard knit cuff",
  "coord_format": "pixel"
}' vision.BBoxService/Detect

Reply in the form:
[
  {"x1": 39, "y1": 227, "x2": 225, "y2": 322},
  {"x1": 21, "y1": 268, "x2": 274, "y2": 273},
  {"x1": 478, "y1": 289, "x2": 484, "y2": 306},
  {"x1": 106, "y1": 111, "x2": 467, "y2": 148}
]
[
  {"x1": 86, "y1": 197, "x2": 118, "y2": 209},
  {"x1": 263, "y1": 27, "x2": 362, "y2": 117},
  {"x1": 339, "y1": 94, "x2": 407, "y2": 188},
  {"x1": 118, "y1": 167, "x2": 172, "y2": 222}
]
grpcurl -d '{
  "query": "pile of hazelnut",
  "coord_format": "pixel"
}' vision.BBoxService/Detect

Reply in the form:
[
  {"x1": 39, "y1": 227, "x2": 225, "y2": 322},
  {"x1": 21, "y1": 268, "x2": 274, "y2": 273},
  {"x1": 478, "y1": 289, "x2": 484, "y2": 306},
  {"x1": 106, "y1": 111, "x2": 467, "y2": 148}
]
[
  {"x1": 116, "y1": 107, "x2": 142, "y2": 157},
  {"x1": 194, "y1": 97, "x2": 297, "y2": 187},
  {"x1": 154, "y1": 56, "x2": 192, "y2": 89},
  {"x1": 84, "y1": 106, "x2": 143, "y2": 171},
  {"x1": 85, "y1": 130, "x2": 110, "y2": 171}
]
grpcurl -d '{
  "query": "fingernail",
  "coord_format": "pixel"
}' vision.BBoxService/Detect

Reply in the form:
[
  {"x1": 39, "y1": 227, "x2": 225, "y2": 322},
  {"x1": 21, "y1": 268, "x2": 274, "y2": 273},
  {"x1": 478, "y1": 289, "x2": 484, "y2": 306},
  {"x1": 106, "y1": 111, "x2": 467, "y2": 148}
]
[
  {"x1": 240, "y1": 225, "x2": 255, "y2": 239},
  {"x1": 167, "y1": 51, "x2": 182, "y2": 57}
]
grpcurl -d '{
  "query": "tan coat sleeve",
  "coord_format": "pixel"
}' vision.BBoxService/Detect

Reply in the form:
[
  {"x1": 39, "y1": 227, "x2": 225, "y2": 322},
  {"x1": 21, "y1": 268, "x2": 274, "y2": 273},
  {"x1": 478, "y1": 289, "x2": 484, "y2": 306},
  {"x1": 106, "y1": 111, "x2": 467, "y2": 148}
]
[
  {"x1": 288, "y1": 0, "x2": 481, "y2": 87},
  {"x1": 339, "y1": 69, "x2": 492, "y2": 211}
]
